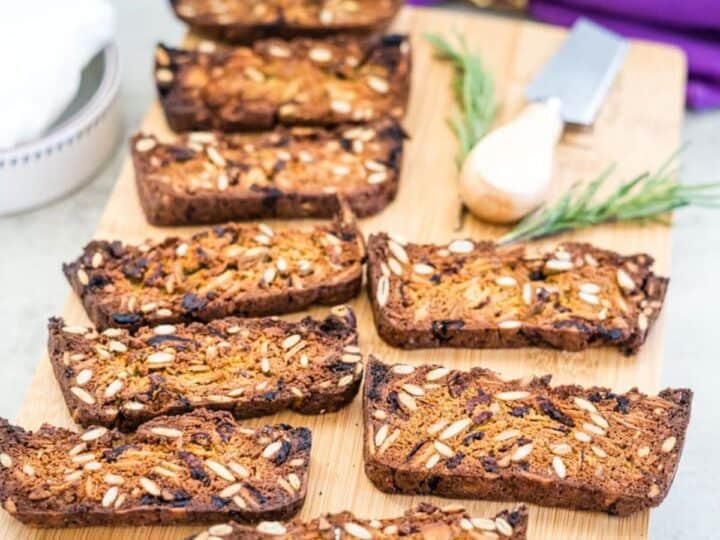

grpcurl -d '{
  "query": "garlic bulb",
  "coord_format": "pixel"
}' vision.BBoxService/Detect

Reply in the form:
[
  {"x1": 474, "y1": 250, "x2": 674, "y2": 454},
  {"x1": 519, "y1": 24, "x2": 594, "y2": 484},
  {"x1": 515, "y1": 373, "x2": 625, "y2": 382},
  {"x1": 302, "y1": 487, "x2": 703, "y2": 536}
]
[{"x1": 459, "y1": 98, "x2": 564, "y2": 224}]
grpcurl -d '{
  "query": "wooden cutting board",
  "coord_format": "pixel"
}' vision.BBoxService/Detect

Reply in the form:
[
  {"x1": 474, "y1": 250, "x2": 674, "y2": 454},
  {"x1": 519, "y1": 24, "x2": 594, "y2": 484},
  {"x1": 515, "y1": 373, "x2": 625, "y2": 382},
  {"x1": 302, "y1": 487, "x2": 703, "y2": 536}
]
[{"x1": 1, "y1": 6, "x2": 686, "y2": 540}]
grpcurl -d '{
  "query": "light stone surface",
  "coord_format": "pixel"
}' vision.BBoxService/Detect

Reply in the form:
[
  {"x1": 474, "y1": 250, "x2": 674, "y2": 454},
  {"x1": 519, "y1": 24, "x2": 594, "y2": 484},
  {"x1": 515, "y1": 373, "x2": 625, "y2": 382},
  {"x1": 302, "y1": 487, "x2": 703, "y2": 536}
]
[{"x1": 0, "y1": 2, "x2": 715, "y2": 538}]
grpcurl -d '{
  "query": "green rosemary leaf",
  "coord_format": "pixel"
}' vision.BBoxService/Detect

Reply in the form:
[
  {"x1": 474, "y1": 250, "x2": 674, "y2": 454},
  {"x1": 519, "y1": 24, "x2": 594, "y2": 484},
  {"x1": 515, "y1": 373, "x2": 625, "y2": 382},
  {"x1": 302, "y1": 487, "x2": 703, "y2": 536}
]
[
  {"x1": 425, "y1": 32, "x2": 496, "y2": 167},
  {"x1": 498, "y1": 151, "x2": 720, "y2": 245}
]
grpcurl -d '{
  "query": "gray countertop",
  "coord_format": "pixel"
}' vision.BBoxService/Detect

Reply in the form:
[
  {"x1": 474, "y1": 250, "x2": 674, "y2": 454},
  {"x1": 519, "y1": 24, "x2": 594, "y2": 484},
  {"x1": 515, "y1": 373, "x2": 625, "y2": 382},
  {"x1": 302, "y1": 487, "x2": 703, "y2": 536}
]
[{"x1": 0, "y1": 2, "x2": 716, "y2": 538}]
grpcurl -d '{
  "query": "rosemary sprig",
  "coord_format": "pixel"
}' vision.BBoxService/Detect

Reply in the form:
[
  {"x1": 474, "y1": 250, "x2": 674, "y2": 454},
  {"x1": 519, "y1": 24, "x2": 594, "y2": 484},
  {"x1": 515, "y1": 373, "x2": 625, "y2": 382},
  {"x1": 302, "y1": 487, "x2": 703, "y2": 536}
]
[
  {"x1": 425, "y1": 32, "x2": 496, "y2": 168},
  {"x1": 498, "y1": 150, "x2": 720, "y2": 245}
]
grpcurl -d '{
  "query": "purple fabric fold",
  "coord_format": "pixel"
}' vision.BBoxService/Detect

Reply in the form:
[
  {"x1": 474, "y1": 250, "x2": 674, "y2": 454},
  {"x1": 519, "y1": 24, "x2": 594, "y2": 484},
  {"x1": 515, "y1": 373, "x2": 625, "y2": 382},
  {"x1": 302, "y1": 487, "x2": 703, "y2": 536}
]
[
  {"x1": 406, "y1": 0, "x2": 720, "y2": 109},
  {"x1": 529, "y1": 0, "x2": 720, "y2": 108},
  {"x1": 540, "y1": 0, "x2": 720, "y2": 32}
]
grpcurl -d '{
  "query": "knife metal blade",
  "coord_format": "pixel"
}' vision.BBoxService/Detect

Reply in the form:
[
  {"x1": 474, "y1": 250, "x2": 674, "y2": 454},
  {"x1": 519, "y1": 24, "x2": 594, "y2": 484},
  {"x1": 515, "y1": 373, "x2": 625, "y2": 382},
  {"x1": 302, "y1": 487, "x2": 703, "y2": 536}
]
[{"x1": 525, "y1": 18, "x2": 628, "y2": 126}]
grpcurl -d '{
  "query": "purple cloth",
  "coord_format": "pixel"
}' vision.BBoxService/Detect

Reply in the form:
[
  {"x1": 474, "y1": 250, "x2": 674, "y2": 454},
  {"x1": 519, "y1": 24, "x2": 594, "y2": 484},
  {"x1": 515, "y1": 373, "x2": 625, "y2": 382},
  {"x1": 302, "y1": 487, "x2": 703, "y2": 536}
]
[
  {"x1": 408, "y1": 0, "x2": 720, "y2": 109},
  {"x1": 530, "y1": 1, "x2": 720, "y2": 109}
]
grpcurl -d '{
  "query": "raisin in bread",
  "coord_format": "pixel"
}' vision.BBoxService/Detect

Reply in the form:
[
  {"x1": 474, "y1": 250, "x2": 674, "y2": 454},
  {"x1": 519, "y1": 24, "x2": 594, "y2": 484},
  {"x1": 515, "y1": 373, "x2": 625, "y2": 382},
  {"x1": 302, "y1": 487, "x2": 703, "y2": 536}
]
[
  {"x1": 363, "y1": 358, "x2": 691, "y2": 516},
  {"x1": 63, "y1": 207, "x2": 364, "y2": 331},
  {"x1": 170, "y1": 0, "x2": 404, "y2": 43},
  {"x1": 367, "y1": 234, "x2": 668, "y2": 354},
  {"x1": 131, "y1": 119, "x2": 405, "y2": 225},
  {"x1": 48, "y1": 306, "x2": 362, "y2": 430},
  {"x1": 188, "y1": 503, "x2": 529, "y2": 540},
  {"x1": 0, "y1": 409, "x2": 310, "y2": 527},
  {"x1": 155, "y1": 36, "x2": 410, "y2": 132}
]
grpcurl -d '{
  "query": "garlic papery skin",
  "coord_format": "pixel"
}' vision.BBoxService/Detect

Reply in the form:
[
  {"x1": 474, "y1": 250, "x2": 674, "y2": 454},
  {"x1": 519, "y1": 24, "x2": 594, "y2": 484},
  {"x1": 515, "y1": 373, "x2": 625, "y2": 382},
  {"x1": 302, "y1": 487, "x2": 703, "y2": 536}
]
[{"x1": 459, "y1": 98, "x2": 564, "y2": 224}]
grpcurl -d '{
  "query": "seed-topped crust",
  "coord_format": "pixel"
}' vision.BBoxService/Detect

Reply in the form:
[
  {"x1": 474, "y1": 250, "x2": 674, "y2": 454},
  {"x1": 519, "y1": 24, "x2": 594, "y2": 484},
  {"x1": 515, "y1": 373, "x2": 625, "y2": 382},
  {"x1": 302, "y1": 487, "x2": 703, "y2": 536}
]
[
  {"x1": 131, "y1": 119, "x2": 406, "y2": 225},
  {"x1": 47, "y1": 307, "x2": 362, "y2": 431},
  {"x1": 187, "y1": 503, "x2": 529, "y2": 539},
  {"x1": 62, "y1": 207, "x2": 364, "y2": 331},
  {"x1": 0, "y1": 409, "x2": 311, "y2": 527},
  {"x1": 169, "y1": 0, "x2": 404, "y2": 43},
  {"x1": 155, "y1": 35, "x2": 411, "y2": 132},
  {"x1": 366, "y1": 234, "x2": 669, "y2": 354},
  {"x1": 363, "y1": 357, "x2": 692, "y2": 516}
]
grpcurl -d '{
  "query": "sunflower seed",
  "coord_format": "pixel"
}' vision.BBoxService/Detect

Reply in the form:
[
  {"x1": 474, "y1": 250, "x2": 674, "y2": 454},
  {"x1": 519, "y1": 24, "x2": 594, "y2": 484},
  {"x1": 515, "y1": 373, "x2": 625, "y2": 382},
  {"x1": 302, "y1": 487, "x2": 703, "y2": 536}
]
[
  {"x1": 574, "y1": 431, "x2": 592, "y2": 443},
  {"x1": 147, "y1": 351, "x2": 174, "y2": 365},
  {"x1": 341, "y1": 523, "x2": 371, "y2": 539},
  {"x1": 661, "y1": 436, "x2": 677, "y2": 453},
  {"x1": 397, "y1": 391, "x2": 417, "y2": 412},
  {"x1": 150, "y1": 427, "x2": 183, "y2": 438},
  {"x1": 331, "y1": 99, "x2": 352, "y2": 114},
  {"x1": 573, "y1": 397, "x2": 598, "y2": 414},
  {"x1": 426, "y1": 367, "x2": 451, "y2": 381},
  {"x1": 206, "y1": 460, "x2": 235, "y2": 482},
  {"x1": 493, "y1": 429, "x2": 520, "y2": 442},
  {"x1": 591, "y1": 445, "x2": 607, "y2": 458},
  {"x1": 102, "y1": 486, "x2": 119, "y2": 508},
  {"x1": 550, "y1": 443, "x2": 572, "y2": 455},
  {"x1": 104, "y1": 473, "x2": 124, "y2": 485},
  {"x1": 262, "y1": 441, "x2": 283, "y2": 460},
  {"x1": 471, "y1": 518, "x2": 496, "y2": 531},
  {"x1": 425, "y1": 453, "x2": 441, "y2": 469},
  {"x1": 496, "y1": 391, "x2": 530, "y2": 401},
  {"x1": 495, "y1": 518, "x2": 513, "y2": 537},
  {"x1": 218, "y1": 483, "x2": 243, "y2": 499},
  {"x1": 309, "y1": 47, "x2": 332, "y2": 63},
  {"x1": 76, "y1": 369, "x2": 92, "y2": 386},
  {"x1": 81, "y1": 427, "x2": 108, "y2": 442},
  {"x1": 135, "y1": 138, "x2": 156, "y2": 152},
  {"x1": 257, "y1": 521, "x2": 287, "y2": 535},
  {"x1": 402, "y1": 383, "x2": 425, "y2": 397},
  {"x1": 433, "y1": 441, "x2": 455, "y2": 458},
  {"x1": 522, "y1": 283, "x2": 533, "y2": 305},
  {"x1": 552, "y1": 456, "x2": 567, "y2": 479},
  {"x1": 71, "y1": 386, "x2": 95, "y2": 405},
  {"x1": 278, "y1": 334, "x2": 303, "y2": 352},
  {"x1": 367, "y1": 76, "x2": 389, "y2": 94},
  {"x1": 374, "y1": 274, "x2": 390, "y2": 307},
  {"x1": 495, "y1": 276, "x2": 517, "y2": 287},
  {"x1": 154, "y1": 324, "x2": 176, "y2": 336},
  {"x1": 0, "y1": 454, "x2": 12, "y2": 468},
  {"x1": 545, "y1": 259, "x2": 574, "y2": 272},
  {"x1": 511, "y1": 443, "x2": 533, "y2": 462},
  {"x1": 498, "y1": 320, "x2": 522, "y2": 329},
  {"x1": 139, "y1": 477, "x2": 161, "y2": 496},
  {"x1": 616, "y1": 268, "x2": 636, "y2": 293},
  {"x1": 448, "y1": 239, "x2": 474, "y2": 254},
  {"x1": 439, "y1": 418, "x2": 472, "y2": 440},
  {"x1": 100, "y1": 380, "x2": 123, "y2": 400}
]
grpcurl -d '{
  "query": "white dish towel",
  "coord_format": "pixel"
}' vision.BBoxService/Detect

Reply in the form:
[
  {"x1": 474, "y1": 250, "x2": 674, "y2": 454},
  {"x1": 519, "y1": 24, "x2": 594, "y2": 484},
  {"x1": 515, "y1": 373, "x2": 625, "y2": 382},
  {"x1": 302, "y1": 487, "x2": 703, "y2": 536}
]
[{"x1": 0, "y1": 0, "x2": 115, "y2": 150}]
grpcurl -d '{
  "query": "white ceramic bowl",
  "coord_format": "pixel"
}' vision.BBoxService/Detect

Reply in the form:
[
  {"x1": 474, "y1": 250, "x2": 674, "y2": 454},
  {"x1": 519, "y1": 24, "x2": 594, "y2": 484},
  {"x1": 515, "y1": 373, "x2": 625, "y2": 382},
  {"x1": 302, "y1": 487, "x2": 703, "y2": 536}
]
[{"x1": 0, "y1": 43, "x2": 122, "y2": 216}]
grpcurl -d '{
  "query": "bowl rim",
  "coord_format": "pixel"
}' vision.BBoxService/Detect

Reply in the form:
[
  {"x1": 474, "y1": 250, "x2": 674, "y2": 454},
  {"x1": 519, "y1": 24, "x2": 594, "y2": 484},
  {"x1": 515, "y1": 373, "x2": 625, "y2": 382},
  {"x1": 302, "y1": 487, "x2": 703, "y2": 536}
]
[{"x1": 0, "y1": 42, "x2": 121, "y2": 164}]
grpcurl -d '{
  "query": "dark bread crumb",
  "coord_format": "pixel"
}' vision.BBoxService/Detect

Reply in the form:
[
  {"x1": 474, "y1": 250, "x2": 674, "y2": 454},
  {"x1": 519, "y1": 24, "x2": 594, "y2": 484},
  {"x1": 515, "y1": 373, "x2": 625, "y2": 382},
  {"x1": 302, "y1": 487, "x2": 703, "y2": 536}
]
[
  {"x1": 63, "y1": 206, "x2": 365, "y2": 331},
  {"x1": 47, "y1": 306, "x2": 362, "y2": 430},
  {"x1": 155, "y1": 36, "x2": 411, "y2": 132},
  {"x1": 0, "y1": 409, "x2": 310, "y2": 527},
  {"x1": 366, "y1": 233, "x2": 668, "y2": 354},
  {"x1": 131, "y1": 119, "x2": 406, "y2": 225},
  {"x1": 363, "y1": 357, "x2": 692, "y2": 516},
  {"x1": 170, "y1": 0, "x2": 404, "y2": 43},
  {"x1": 187, "y1": 503, "x2": 529, "y2": 539}
]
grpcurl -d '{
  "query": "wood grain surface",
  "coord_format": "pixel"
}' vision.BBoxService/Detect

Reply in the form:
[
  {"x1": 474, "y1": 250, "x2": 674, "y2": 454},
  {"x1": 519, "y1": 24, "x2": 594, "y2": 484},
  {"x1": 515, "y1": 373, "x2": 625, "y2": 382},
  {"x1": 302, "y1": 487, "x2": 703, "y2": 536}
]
[{"x1": 1, "y1": 6, "x2": 686, "y2": 540}]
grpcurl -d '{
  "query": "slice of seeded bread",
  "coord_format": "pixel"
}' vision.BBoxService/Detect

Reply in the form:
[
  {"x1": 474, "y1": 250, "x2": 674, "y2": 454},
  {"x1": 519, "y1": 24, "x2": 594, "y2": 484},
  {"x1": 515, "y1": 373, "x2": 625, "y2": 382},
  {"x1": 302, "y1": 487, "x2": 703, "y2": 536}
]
[
  {"x1": 48, "y1": 306, "x2": 362, "y2": 431},
  {"x1": 63, "y1": 206, "x2": 365, "y2": 331},
  {"x1": 363, "y1": 357, "x2": 692, "y2": 516},
  {"x1": 366, "y1": 234, "x2": 669, "y2": 354},
  {"x1": 187, "y1": 503, "x2": 529, "y2": 540},
  {"x1": 131, "y1": 119, "x2": 406, "y2": 225},
  {"x1": 169, "y1": 0, "x2": 405, "y2": 43},
  {"x1": 155, "y1": 35, "x2": 411, "y2": 132},
  {"x1": 0, "y1": 409, "x2": 310, "y2": 527}
]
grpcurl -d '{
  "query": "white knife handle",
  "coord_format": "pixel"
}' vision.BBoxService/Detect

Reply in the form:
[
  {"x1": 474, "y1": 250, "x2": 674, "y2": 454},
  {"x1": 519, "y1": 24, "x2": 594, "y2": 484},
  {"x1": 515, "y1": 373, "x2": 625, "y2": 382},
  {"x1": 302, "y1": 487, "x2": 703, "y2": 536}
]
[{"x1": 459, "y1": 98, "x2": 564, "y2": 225}]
